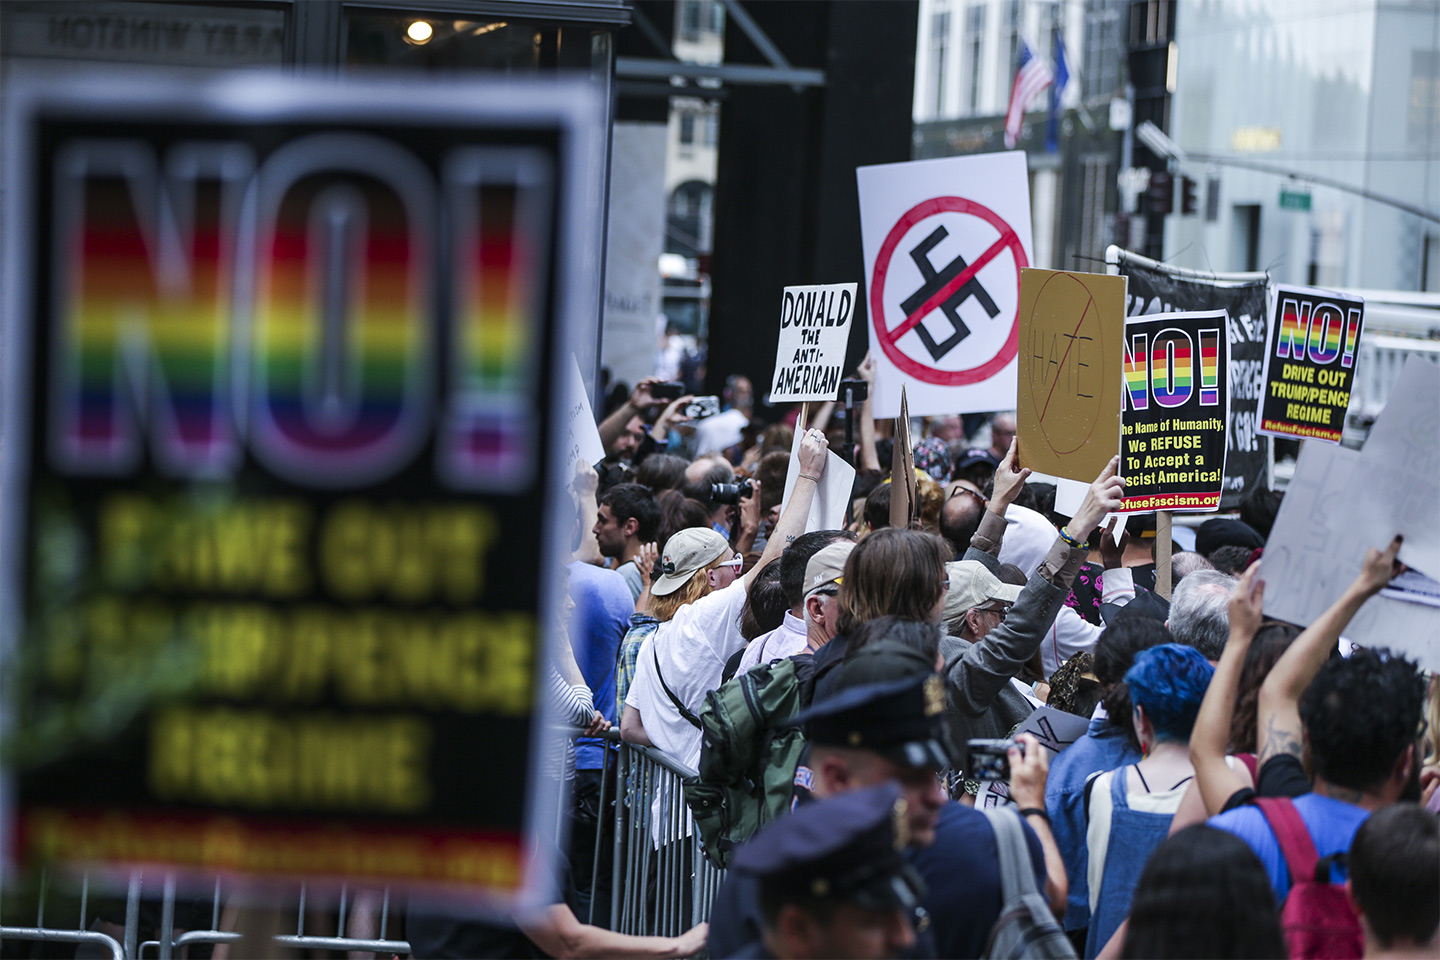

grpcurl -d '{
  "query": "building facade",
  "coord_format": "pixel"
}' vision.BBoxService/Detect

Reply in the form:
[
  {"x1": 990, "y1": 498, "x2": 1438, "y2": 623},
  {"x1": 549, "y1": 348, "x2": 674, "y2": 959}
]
[{"x1": 1163, "y1": 0, "x2": 1440, "y2": 292}]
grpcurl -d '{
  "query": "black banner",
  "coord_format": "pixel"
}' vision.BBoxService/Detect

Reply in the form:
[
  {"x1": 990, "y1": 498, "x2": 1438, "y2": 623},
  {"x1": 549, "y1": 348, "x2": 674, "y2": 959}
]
[
  {"x1": 1117, "y1": 256, "x2": 1270, "y2": 509},
  {"x1": 2, "y1": 74, "x2": 597, "y2": 895}
]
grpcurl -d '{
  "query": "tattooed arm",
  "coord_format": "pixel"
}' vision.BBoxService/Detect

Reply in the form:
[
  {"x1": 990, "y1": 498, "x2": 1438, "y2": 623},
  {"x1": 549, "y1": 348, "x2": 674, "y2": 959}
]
[{"x1": 1256, "y1": 536, "x2": 1403, "y2": 767}]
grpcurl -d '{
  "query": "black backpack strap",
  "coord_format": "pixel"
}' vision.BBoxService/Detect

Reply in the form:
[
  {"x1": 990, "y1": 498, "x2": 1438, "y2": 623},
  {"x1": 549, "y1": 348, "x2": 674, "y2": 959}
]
[
  {"x1": 653, "y1": 645, "x2": 702, "y2": 729},
  {"x1": 1083, "y1": 772, "x2": 1100, "y2": 821}
]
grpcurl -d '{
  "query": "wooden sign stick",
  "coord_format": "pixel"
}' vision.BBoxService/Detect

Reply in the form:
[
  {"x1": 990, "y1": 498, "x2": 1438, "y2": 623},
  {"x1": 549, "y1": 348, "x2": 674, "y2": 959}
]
[{"x1": 1155, "y1": 510, "x2": 1173, "y2": 599}]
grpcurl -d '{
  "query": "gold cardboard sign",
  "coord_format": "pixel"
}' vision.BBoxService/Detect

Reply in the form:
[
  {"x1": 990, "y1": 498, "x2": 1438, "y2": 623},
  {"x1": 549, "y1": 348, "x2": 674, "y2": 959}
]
[{"x1": 1016, "y1": 268, "x2": 1126, "y2": 482}]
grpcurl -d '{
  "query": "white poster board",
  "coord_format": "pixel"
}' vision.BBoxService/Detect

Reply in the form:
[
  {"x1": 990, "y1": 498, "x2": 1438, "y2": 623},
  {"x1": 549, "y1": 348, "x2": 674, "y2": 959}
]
[
  {"x1": 778, "y1": 427, "x2": 857, "y2": 535},
  {"x1": 770, "y1": 282, "x2": 857, "y2": 402},
  {"x1": 1261, "y1": 357, "x2": 1440, "y2": 671},
  {"x1": 562, "y1": 356, "x2": 606, "y2": 474},
  {"x1": 856, "y1": 153, "x2": 1034, "y2": 419}
]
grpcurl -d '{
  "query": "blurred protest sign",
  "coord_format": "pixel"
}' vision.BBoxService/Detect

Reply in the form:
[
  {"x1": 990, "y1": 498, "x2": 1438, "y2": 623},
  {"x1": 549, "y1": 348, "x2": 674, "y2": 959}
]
[
  {"x1": 0, "y1": 71, "x2": 601, "y2": 907},
  {"x1": 770, "y1": 283, "x2": 856, "y2": 402},
  {"x1": 1118, "y1": 310, "x2": 1229, "y2": 513},
  {"x1": 1015, "y1": 268, "x2": 1126, "y2": 483},
  {"x1": 1262, "y1": 357, "x2": 1439, "y2": 669},
  {"x1": 564, "y1": 356, "x2": 606, "y2": 473},
  {"x1": 1258, "y1": 285, "x2": 1365, "y2": 443},
  {"x1": 890, "y1": 387, "x2": 919, "y2": 528},
  {"x1": 858, "y1": 153, "x2": 1033, "y2": 418},
  {"x1": 1109, "y1": 247, "x2": 1269, "y2": 509}
]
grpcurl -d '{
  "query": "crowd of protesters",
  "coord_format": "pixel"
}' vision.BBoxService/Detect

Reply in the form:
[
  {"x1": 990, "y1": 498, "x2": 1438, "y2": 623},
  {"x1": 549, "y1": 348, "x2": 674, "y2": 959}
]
[{"x1": 459, "y1": 356, "x2": 1439, "y2": 960}]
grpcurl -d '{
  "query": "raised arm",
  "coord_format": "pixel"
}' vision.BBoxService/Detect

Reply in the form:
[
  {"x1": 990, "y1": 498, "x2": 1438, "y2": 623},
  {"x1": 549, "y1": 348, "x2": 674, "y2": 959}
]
[
  {"x1": 856, "y1": 355, "x2": 881, "y2": 471},
  {"x1": 633, "y1": 541, "x2": 658, "y2": 615},
  {"x1": 1257, "y1": 535, "x2": 1403, "y2": 768},
  {"x1": 731, "y1": 479, "x2": 762, "y2": 557},
  {"x1": 740, "y1": 429, "x2": 828, "y2": 591},
  {"x1": 598, "y1": 378, "x2": 664, "y2": 453},
  {"x1": 1188, "y1": 563, "x2": 1263, "y2": 815},
  {"x1": 961, "y1": 438, "x2": 1032, "y2": 570},
  {"x1": 952, "y1": 457, "x2": 1125, "y2": 712}
]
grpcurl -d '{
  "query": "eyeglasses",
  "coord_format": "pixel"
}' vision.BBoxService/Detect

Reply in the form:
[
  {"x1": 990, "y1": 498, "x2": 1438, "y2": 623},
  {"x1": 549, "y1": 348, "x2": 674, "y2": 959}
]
[
  {"x1": 717, "y1": 554, "x2": 744, "y2": 570},
  {"x1": 977, "y1": 601, "x2": 1013, "y2": 617}
]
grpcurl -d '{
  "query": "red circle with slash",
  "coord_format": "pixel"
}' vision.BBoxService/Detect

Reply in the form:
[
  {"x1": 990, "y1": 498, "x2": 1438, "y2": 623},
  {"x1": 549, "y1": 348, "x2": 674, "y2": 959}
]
[{"x1": 870, "y1": 196, "x2": 1028, "y2": 385}]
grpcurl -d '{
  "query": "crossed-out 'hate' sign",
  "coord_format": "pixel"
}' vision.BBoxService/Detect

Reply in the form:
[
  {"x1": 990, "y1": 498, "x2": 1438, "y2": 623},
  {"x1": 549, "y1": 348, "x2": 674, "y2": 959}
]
[
  {"x1": 1, "y1": 71, "x2": 599, "y2": 907},
  {"x1": 1120, "y1": 310, "x2": 1230, "y2": 513},
  {"x1": 770, "y1": 283, "x2": 856, "y2": 402},
  {"x1": 857, "y1": 153, "x2": 1033, "y2": 419},
  {"x1": 1258, "y1": 285, "x2": 1365, "y2": 443},
  {"x1": 1015, "y1": 268, "x2": 1127, "y2": 484}
]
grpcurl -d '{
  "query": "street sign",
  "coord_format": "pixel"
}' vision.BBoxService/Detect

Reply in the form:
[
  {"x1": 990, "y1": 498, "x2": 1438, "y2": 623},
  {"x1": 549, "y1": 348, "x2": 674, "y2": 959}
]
[
  {"x1": 1279, "y1": 188, "x2": 1312, "y2": 211},
  {"x1": 857, "y1": 153, "x2": 1034, "y2": 418}
]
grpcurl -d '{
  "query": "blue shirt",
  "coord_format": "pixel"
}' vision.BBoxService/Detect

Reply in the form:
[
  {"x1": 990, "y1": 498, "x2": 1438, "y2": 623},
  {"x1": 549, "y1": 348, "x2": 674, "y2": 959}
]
[
  {"x1": 1208, "y1": 792, "x2": 1371, "y2": 901},
  {"x1": 910, "y1": 802, "x2": 1047, "y2": 960},
  {"x1": 566, "y1": 561, "x2": 633, "y2": 770},
  {"x1": 1044, "y1": 716, "x2": 1141, "y2": 931}
]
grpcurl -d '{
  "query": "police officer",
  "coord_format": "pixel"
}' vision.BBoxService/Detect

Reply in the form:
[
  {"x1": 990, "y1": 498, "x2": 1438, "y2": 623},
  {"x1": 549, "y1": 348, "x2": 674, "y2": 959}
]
[
  {"x1": 708, "y1": 633, "x2": 1063, "y2": 960},
  {"x1": 709, "y1": 641, "x2": 949, "y2": 958},
  {"x1": 730, "y1": 781, "x2": 926, "y2": 960}
]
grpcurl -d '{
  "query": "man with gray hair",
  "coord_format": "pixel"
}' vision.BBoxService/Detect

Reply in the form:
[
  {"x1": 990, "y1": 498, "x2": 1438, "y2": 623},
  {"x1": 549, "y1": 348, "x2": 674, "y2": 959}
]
[
  {"x1": 1170, "y1": 550, "x2": 1215, "y2": 584},
  {"x1": 1167, "y1": 569, "x2": 1236, "y2": 660}
]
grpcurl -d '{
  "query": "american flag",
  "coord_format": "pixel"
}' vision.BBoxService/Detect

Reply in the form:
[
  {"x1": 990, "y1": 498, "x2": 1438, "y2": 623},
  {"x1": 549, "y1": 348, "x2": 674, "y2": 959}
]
[{"x1": 1004, "y1": 38, "x2": 1054, "y2": 149}]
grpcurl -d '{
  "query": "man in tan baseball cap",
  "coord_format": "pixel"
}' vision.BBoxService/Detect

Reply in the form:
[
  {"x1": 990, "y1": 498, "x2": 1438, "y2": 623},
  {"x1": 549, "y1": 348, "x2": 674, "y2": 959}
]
[
  {"x1": 942, "y1": 560, "x2": 1023, "y2": 639},
  {"x1": 800, "y1": 540, "x2": 853, "y2": 654}
]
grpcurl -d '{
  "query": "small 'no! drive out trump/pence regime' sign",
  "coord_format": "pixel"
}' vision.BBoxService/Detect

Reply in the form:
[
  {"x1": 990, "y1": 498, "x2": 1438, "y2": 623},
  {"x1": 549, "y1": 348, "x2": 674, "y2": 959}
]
[{"x1": 770, "y1": 282, "x2": 856, "y2": 402}]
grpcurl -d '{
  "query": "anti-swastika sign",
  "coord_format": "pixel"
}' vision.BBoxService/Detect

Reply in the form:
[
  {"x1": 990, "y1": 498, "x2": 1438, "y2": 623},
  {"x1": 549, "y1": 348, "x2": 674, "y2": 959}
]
[{"x1": 857, "y1": 153, "x2": 1034, "y2": 419}]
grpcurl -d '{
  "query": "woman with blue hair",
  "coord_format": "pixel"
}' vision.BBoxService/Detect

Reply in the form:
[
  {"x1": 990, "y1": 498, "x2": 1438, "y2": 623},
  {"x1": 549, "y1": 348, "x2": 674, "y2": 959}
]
[{"x1": 1083, "y1": 643, "x2": 1214, "y2": 958}]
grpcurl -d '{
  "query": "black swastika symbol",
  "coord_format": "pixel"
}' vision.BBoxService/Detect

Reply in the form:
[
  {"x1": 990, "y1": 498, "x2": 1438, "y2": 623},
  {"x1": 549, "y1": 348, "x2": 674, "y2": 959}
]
[{"x1": 899, "y1": 226, "x2": 1000, "y2": 361}]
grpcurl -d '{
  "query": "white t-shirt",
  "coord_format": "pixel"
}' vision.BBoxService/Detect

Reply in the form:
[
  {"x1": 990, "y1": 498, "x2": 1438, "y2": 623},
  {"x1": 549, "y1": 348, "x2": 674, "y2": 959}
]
[
  {"x1": 625, "y1": 578, "x2": 749, "y2": 771},
  {"x1": 736, "y1": 611, "x2": 808, "y2": 676}
]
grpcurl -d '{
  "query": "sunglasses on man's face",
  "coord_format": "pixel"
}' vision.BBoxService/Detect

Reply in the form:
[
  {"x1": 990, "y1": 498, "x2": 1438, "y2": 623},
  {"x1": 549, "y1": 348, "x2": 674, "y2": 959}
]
[{"x1": 716, "y1": 554, "x2": 744, "y2": 571}]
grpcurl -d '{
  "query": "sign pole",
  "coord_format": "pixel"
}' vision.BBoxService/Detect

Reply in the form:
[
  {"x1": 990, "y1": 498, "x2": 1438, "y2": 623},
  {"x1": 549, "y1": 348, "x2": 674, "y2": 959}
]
[{"x1": 1155, "y1": 510, "x2": 1173, "y2": 599}]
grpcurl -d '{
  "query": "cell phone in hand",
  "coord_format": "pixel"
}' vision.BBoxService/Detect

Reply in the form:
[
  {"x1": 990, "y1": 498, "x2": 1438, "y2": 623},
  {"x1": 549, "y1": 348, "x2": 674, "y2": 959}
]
[
  {"x1": 968, "y1": 738, "x2": 1022, "y2": 782},
  {"x1": 684, "y1": 396, "x2": 721, "y2": 419},
  {"x1": 651, "y1": 381, "x2": 685, "y2": 401}
]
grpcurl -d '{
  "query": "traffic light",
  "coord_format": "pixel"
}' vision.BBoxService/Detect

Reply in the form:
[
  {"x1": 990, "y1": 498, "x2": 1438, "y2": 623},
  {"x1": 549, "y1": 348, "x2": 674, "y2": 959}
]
[
  {"x1": 1181, "y1": 176, "x2": 1198, "y2": 216},
  {"x1": 1149, "y1": 171, "x2": 1173, "y2": 216}
]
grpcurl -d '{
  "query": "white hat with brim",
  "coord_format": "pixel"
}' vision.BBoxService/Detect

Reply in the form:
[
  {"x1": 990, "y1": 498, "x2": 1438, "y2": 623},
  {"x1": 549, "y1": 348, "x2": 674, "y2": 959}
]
[{"x1": 651, "y1": 527, "x2": 730, "y2": 596}]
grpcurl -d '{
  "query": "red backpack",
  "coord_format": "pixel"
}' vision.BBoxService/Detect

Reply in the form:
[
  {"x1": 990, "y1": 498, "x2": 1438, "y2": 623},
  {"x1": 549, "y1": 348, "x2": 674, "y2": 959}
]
[{"x1": 1254, "y1": 797, "x2": 1364, "y2": 960}]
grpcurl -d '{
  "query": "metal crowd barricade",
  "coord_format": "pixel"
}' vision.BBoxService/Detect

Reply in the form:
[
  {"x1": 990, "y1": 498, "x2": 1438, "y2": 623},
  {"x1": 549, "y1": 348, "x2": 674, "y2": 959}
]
[
  {"x1": 2, "y1": 870, "x2": 408, "y2": 959},
  {"x1": 607, "y1": 735, "x2": 726, "y2": 938},
  {"x1": 0, "y1": 870, "x2": 124, "y2": 959}
]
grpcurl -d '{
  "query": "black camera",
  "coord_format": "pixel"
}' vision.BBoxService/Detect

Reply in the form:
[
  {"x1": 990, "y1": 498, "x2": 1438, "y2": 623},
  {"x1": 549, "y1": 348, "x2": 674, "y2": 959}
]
[
  {"x1": 967, "y1": 738, "x2": 1024, "y2": 782},
  {"x1": 838, "y1": 378, "x2": 869, "y2": 403},
  {"x1": 651, "y1": 381, "x2": 685, "y2": 401},
  {"x1": 710, "y1": 479, "x2": 754, "y2": 505}
]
